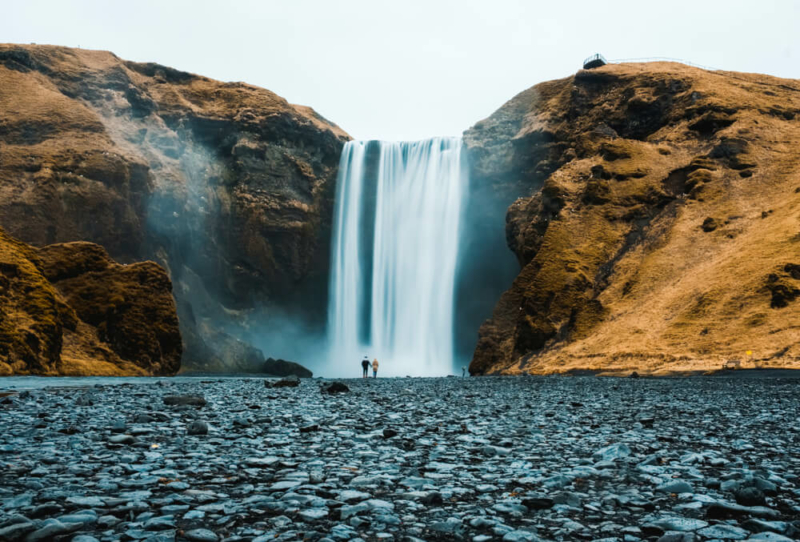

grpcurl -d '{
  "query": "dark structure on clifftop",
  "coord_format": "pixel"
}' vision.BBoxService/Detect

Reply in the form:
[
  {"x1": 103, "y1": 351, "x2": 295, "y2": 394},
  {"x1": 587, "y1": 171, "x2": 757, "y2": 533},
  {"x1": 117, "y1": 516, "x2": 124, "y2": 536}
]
[{"x1": 583, "y1": 53, "x2": 607, "y2": 69}]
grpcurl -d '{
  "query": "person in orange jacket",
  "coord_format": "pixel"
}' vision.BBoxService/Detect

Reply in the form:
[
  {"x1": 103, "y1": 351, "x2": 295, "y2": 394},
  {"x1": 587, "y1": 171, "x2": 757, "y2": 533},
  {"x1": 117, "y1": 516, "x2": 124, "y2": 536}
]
[{"x1": 372, "y1": 358, "x2": 379, "y2": 378}]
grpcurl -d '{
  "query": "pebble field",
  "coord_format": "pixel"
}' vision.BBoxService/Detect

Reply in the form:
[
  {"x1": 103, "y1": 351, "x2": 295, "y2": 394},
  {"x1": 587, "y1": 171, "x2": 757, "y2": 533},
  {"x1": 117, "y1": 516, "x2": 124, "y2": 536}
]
[{"x1": 0, "y1": 375, "x2": 798, "y2": 541}]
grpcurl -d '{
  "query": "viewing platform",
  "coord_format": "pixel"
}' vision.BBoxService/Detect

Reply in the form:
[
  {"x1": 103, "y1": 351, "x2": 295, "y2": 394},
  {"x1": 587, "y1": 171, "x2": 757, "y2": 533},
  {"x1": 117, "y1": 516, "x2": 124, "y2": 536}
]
[{"x1": 583, "y1": 53, "x2": 608, "y2": 69}]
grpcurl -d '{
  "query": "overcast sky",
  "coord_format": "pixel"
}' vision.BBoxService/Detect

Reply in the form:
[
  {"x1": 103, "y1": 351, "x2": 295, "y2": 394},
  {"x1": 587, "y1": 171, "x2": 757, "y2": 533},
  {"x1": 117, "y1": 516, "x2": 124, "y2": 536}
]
[{"x1": 3, "y1": 0, "x2": 798, "y2": 140}]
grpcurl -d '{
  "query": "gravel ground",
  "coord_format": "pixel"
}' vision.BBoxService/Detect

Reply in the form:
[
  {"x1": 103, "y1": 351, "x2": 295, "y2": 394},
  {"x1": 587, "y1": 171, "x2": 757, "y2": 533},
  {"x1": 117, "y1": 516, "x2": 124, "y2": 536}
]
[{"x1": 0, "y1": 375, "x2": 798, "y2": 542}]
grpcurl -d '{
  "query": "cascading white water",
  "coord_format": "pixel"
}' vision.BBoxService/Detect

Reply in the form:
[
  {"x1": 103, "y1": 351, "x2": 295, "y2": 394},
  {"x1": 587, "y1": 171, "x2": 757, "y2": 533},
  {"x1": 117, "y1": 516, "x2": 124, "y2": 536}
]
[{"x1": 328, "y1": 137, "x2": 466, "y2": 376}]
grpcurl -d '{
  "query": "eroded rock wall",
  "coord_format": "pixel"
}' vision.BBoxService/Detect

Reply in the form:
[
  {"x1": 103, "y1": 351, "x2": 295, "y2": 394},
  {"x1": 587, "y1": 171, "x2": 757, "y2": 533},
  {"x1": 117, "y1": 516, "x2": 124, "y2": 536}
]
[
  {"x1": 0, "y1": 44, "x2": 349, "y2": 371},
  {"x1": 466, "y1": 63, "x2": 800, "y2": 375}
]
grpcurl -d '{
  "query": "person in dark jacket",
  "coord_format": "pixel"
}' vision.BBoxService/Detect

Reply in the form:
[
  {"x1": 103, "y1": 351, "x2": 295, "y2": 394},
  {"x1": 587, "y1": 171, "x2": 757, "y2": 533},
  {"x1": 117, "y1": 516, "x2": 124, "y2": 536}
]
[{"x1": 361, "y1": 356, "x2": 370, "y2": 378}]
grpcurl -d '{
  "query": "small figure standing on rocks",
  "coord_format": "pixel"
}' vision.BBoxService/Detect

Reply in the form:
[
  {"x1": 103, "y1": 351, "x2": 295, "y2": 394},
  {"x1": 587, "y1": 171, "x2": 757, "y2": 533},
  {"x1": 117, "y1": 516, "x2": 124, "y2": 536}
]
[
  {"x1": 361, "y1": 356, "x2": 370, "y2": 378},
  {"x1": 372, "y1": 358, "x2": 379, "y2": 378},
  {"x1": 462, "y1": 366, "x2": 466, "y2": 377}
]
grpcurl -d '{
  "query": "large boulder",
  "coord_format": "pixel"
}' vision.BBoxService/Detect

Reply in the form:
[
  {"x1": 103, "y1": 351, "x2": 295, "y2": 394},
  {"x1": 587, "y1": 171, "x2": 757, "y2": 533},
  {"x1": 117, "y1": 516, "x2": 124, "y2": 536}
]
[
  {"x1": 268, "y1": 375, "x2": 300, "y2": 388},
  {"x1": 178, "y1": 330, "x2": 313, "y2": 377},
  {"x1": 264, "y1": 357, "x2": 313, "y2": 378}
]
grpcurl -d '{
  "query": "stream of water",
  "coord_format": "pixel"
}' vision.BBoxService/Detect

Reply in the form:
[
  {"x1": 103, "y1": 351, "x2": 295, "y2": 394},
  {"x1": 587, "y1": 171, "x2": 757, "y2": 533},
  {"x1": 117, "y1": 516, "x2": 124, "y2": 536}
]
[{"x1": 327, "y1": 138, "x2": 466, "y2": 376}]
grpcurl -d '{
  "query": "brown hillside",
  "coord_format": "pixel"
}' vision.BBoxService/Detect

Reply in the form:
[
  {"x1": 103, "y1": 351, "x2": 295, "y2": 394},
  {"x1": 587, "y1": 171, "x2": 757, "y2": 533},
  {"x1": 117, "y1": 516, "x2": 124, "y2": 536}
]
[
  {"x1": 0, "y1": 228, "x2": 181, "y2": 376},
  {"x1": 466, "y1": 62, "x2": 800, "y2": 375},
  {"x1": 0, "y1": 44, "x2": 349, "y2": 370}
]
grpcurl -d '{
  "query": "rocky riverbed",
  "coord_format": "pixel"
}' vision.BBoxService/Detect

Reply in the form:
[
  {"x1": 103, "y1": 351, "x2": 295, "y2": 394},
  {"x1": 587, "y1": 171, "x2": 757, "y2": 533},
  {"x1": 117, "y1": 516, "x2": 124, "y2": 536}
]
[{"x1": 0, "y1": 375, "x2": 798, "y2": 542}]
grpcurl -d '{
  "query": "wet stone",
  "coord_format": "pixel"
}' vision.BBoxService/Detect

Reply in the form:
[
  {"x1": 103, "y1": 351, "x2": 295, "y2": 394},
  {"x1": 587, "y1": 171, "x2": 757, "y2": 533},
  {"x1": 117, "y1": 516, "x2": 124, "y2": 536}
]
[
  {"x1": 25, "y1": 519, "x2": 73, "y2": 542},
  {"x1": 735, "y1": 486, "x2": 767, "y2": 506},
  {"x1": 187, "y1": 420, "x2": 209, "y2": 435},
  {"x1": 747, "y1": 534, "x2": 794, "y2": 541},
  {"x1": 109, "y1": 418, "x2": 127, "y2": 433},
  {"x1": 0, "y1": 521, "x2": 35, "y2": 540},
  {"x1": 144, "y1": 515, "x2": 176, "y2": 530},
  {"x1": 0, "y1": 375, "x2": 796, "y2": 541},
  {"x1": 322, "y1": 381, "x2": 350, "y2": 394},
  {"x1": 698, "y1": 523, "x2": 748, "y2": 539},
  {"x1": 656, "y1": 480, "x2": 694, "y2": 494},
  {"x1": 270, "y1": 375, "x2": 300, "y2": 388},
  {"x1": 184, "y1": 528, "x2": 220, "y2": 542},
  {"x1": 163, "y1": 395, "x2": 206, "y2": 406},
  {"x1": 65, "y1": 496, "x2": 104, "y2": 507},
  {"x1": 233, "y1": 416, "x2": 251, "y2": 427},
  {"x1": 108, "y1": 434, "x2": 136, "y2": 445},
  {"x1": 594, "y1": 443, "x2": 631, "y2": 461}
]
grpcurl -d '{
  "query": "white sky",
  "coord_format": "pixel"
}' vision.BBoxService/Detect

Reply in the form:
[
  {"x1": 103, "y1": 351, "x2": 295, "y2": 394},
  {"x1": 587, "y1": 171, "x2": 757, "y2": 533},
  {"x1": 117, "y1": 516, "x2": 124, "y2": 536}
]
[{"x1": 3, "y1": 0, "x2": 798, "y2": 141}]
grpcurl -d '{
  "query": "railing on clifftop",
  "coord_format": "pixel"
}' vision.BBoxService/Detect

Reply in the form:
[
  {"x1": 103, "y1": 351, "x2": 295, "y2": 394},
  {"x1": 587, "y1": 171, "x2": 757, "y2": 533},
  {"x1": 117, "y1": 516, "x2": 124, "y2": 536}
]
[
  {"x1": 608, "y1": 56, "x2": 722, "y2": 71},
  {"x1": 579, "y1": 54, "x2": 800, "y2": 93},
  {"x1": 582, "y1": 53, "x2": 607, "y2": 70}
]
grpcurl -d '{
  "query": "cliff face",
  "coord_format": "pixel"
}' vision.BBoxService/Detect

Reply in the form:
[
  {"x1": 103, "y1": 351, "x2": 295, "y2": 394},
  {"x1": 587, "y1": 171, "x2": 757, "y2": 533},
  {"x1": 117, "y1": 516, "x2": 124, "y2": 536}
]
[
  {"x1": 0, "y1": 44, "x2": 349, "y2": 370},
  {"x1": 466, "y1": 62, "x2": 800, "y2": 375},
  {"x1": 0, "y1": 228, "x2": 180, "y2": 376}
]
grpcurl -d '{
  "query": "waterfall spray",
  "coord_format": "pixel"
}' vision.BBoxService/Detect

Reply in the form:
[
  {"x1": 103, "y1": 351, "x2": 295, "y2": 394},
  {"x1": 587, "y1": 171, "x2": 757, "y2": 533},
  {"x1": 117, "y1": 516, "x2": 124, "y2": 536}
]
[{"x1": 328, "y1": 137, "x2": 466, "y2": 376}]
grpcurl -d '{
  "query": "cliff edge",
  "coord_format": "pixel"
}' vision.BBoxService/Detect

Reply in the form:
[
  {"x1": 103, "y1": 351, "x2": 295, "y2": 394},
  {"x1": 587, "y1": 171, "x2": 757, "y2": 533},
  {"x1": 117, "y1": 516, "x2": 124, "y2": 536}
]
[
  {"x1": 0, "y1": 44, "x2": 349, "y2": 371},
  {"x1": 466, "y1": 62, "x2": 800, "y2": 375}
]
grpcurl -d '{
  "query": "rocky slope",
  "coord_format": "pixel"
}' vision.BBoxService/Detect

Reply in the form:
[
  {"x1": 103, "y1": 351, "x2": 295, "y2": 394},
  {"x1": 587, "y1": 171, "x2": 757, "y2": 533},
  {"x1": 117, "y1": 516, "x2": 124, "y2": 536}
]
[
  {"x1": 0, "y1": 44, "x2": 349, "y2": 371},
  {"x1": 0, "y1": 227, "x2": 180, "y2": 375},
  {"x1": 466, "y1": 62, "x2": 800, "y2": 375}
]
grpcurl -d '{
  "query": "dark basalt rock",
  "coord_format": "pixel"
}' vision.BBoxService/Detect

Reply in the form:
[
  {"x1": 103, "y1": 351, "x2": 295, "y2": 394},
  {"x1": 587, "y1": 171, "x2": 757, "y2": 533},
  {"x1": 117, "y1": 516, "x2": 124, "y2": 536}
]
[
  {"x1": 264, "y1": 357, "x2": 313, "y2": 378},
  {"x1": 187, "y1": 421, "x2": 209, "y2": 436},
  {"x1": 322, "y1": 381, "x2": 350, "y2": 394},
  {"x1": 522, "y1": 496, "x2": 555, "y2": 510},
  {"x1": 163, "y1": 395, "x2": 206, "y2": 407},
  {"x1": 268, "y1": 375, "x2": 300, "y2": 388},
  {"x1": 765, "y1": 271, "x2": 800, "y2": 309},
  {"x1": 706, "y1": 501, "x2": 779, "y2": 519},
  {"x1": 2, "y1": 376, "x2": 798, "y2": 539},
  {"x1": 735, "y1": 487, "x2": 766, "y2": 506}
]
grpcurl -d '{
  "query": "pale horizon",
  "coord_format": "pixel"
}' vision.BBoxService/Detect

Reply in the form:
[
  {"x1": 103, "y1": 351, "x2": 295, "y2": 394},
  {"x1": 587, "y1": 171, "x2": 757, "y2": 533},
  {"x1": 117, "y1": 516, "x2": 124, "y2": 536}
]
[{"x1": 3, "y1": 0, "x2": 799, "y2": 140}]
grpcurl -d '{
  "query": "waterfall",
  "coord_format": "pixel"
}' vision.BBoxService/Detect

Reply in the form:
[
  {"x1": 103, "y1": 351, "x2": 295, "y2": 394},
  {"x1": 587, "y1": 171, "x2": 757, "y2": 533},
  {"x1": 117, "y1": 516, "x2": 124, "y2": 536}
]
[{"x1": 328, "y1": 137, "x2": 466, "y2": 376}]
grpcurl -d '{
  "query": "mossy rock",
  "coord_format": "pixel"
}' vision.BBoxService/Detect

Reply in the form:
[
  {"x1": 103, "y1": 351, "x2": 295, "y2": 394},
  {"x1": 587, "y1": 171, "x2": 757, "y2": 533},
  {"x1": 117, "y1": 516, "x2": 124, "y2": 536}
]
[{"x1": 0, "y1": 228, "x2": 181, "y2": 375}]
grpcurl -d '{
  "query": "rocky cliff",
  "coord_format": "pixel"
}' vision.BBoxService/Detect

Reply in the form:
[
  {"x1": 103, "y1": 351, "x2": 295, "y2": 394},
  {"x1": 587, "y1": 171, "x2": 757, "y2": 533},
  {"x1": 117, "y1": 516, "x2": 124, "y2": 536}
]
[
  {"x1": 0, "y1": 44, "x2": 349, "y2": 371},
  {"x1": 466, "y1": 62, "x2": 800, "y2": 375},
  {"x1": 0, "y1": 227, "x2": 181, "y2": 376}
]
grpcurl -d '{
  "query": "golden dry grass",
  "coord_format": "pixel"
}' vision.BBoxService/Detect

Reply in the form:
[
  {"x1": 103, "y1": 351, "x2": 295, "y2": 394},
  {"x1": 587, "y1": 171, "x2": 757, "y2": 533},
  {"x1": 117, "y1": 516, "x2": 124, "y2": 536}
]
[
  {"x1": 470, "y1": 62, "x2": 800, "y2": 375},
  {"x1": 0, "y1": 228, "x2": 181, "y2": 376}
]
